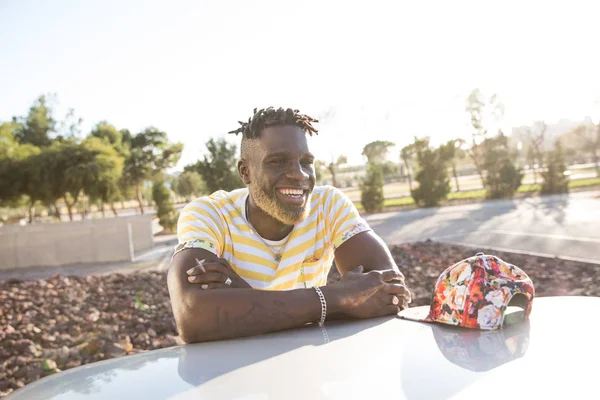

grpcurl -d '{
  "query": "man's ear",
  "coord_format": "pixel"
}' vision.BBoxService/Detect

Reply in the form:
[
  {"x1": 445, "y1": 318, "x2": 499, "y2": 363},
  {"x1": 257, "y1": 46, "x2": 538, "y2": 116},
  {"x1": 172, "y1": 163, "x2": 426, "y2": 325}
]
[{"x1": 238, "y1": 159, "x2": 251, "y2": 185}]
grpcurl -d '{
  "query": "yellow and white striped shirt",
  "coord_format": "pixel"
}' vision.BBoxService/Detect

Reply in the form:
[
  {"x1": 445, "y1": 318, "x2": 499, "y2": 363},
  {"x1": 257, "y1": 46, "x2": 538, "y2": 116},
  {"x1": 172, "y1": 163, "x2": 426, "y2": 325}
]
[{"x1": 175, "y1": 185, "x2": 371, "y2": 290}]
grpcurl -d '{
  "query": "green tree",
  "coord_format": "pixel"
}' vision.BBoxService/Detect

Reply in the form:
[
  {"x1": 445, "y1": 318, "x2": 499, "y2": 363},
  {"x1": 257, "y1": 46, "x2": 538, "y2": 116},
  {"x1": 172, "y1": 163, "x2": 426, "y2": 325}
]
[
  {"x1": 80, "y1": 137, "x2": 125, "y2": 216},
  {"x1": 362, "y1": 140, "x2": 395, "y2": 165},
  {"x1": 540, "y1": 140, "x2": 569, "y2": 195},
  {"x1": 410, "y1": 138, "x2": 451, "y2": 207},
  {"x1": 360, "y1": 163, "x2": 385, "y2": 213},
  {"x1": 440, "y1": 139, "x2": 466, "y2": 192},
  {"x1": 152, "y1": 181, "x2": 178, "y2": 233},
  {"x1": 479, "y1": 132, "x2": 523, "y2": 199},
  {"x1": 185, "y1": 138, "x2": 243, "y2": 194},
  {"x1": 122, "y1": 127, "x2": 183, "y2": 214},
  {"x1": 0, "y1": 122, "x2": 40, "y2": 210},
  {"x1": 172, "y1": 171, "x2": 205, "y2": 201},
  {"x1": 14, "y1": 95, "x2": 56, "y2": 147}
]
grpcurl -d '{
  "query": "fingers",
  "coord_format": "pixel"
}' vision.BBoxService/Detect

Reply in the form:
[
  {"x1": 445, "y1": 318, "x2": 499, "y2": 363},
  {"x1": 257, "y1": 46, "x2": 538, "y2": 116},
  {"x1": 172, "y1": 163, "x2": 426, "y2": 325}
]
[
  {"x1": 378, "y1": 269, "x2": 405, "y2": 283},
  {"x1": 348, "y1": 265, "x2": 365, "y2": 274},
  {"x1": 385, "y1": 283, "x2": 412, "y2": 304},
  {"x1": 197, "y1": 283, "x2": 230, "y2": 290},
  {"x1": 187, "y1": 261, "x2": 229, "y2": 276},
  {"x1": 389, "y1": 294, "x2": 410, "y2": 310},
  {"x1": 187, "y1": 272, "x2": 229, "y2": 284}
]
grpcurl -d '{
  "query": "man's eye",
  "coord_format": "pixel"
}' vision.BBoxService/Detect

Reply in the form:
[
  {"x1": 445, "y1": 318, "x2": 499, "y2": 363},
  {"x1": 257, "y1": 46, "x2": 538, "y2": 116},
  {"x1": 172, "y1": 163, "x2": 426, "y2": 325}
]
[{"x1": 302, "y1": 160, "x2": 314, "y2": 166}]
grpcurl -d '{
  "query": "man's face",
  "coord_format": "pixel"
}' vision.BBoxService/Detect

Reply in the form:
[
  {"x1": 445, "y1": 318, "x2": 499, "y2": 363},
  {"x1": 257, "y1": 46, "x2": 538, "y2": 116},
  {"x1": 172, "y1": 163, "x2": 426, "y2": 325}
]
[{"x1": 247, "y1": 125, "x2": 316, "y2": 225}]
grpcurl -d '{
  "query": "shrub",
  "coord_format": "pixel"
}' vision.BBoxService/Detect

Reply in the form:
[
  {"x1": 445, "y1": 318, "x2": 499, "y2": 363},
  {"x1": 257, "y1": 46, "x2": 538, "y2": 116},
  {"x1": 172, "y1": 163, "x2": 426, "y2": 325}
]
[{"x1": 360, "y1": 163, "x2": 385, "y2": 213}]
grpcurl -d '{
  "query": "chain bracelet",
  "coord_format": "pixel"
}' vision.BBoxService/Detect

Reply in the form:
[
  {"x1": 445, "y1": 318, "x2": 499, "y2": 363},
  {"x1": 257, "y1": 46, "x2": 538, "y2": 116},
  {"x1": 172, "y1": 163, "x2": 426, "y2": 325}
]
[{"x1": 314, "y1": 286, "x2": 327, "y2": 327}]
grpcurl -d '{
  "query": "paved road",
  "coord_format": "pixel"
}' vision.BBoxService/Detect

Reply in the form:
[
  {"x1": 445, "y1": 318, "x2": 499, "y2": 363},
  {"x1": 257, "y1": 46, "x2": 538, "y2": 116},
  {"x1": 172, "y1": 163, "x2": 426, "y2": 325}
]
[{"x1": 365, "y1": 190, "x2": 600, "y2": 264}]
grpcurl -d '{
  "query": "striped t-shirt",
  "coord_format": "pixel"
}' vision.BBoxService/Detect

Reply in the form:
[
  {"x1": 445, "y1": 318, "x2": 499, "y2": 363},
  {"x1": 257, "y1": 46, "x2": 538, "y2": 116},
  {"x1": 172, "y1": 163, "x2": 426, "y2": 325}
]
[{"x1": 174, "y1": 185, "x2": 371, "y2": 290}]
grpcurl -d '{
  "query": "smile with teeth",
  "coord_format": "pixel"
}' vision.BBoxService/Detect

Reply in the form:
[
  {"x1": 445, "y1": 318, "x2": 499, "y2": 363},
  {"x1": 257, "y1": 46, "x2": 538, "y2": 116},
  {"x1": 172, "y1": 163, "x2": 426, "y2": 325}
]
[{"x1": 279, "y1": 188, "x2": 304, "y2": 197}]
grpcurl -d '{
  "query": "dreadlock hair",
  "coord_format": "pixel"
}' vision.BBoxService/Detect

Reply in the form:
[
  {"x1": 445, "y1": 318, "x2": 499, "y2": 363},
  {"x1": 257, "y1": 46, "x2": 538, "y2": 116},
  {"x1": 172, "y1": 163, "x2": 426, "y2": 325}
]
[{"x1": 228, "y1": 107, "x2": 319, "y2": 139}]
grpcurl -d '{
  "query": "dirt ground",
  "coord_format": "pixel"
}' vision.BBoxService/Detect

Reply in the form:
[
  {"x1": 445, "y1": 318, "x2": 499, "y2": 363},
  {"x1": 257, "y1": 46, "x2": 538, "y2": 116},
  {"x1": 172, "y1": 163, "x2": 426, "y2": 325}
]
[{"x1": 2, "y1": 241, "x2": 600, "y2": 397}]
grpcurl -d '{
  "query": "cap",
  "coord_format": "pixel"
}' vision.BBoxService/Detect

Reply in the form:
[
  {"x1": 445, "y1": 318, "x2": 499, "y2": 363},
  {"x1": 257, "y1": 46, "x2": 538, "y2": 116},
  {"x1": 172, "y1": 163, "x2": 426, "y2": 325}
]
[{"x1": 398, "y1": 253, "x2": 535, "y2": 330}]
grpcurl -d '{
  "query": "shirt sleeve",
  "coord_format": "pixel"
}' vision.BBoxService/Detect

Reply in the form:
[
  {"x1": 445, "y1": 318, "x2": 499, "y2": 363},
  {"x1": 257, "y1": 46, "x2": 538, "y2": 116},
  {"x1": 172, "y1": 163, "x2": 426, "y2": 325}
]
[
  {"x1": 324, "y1": 186, "x2": 372, "y2": 250},
  {"x1": 174, "y1": 198, "x2": 225, "y2": 258}
]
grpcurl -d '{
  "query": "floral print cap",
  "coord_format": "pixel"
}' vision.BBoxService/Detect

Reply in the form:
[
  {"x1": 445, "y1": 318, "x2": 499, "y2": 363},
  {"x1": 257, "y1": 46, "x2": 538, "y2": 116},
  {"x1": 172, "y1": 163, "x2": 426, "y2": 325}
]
[{"x1": 399, "y1": 253, "x2": 535, "y2": 330}]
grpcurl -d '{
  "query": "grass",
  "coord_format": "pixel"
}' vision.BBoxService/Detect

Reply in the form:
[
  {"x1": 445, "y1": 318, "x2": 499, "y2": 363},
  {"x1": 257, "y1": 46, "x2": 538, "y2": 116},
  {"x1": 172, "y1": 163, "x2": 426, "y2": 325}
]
[{"x1": 354, "y1": 176, "x2": 600, "y2": 211}]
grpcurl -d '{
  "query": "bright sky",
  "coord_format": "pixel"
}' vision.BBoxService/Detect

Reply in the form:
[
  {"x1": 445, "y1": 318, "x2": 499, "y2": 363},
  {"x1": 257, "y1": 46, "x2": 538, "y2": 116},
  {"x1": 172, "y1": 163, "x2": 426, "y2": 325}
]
[{"x1": 1, "y1": 0, "x2": 600, "y2": 169}]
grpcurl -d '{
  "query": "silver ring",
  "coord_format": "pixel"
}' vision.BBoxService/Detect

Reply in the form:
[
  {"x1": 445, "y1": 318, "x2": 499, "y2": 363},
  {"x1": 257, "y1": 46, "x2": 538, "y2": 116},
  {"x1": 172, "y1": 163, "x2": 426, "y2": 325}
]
[
  {"x1": 392, "y1": 295, "x2": 400, "y2": 306},
  {"x1": 225, "y1": 277, "x2": 232, "y2": 286}
]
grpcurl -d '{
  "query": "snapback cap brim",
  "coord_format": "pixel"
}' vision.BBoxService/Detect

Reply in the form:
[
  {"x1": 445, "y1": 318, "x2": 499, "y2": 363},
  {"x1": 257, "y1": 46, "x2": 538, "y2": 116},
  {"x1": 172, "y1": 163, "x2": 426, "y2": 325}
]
[{"x1": 397, "y1": 305, "x2": 432, "y2": 322}]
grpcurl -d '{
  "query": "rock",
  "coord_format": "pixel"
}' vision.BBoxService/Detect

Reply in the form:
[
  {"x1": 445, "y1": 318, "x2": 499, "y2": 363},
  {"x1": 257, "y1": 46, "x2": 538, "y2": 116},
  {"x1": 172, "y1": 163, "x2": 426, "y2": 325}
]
[
  {"x1": 103, "y1": 342, "x2": 126, "y2": 358},
  {"x1": 14, "y1": 339, "x2": 41, "y2": 357},
  {"x1": 80, "y1": 338, "x2": 103, "y2": 356},
  {"x1": 162, "y1": 334, "x2": 178, "y2": 348},
  {"x1": 42, "y1": 359, "x2": 59, "y2": 374},
  {"x1": 86, "y1": 309, "x2": 100, "y2": 322},
  {"x1": 65, "y1": 360, "x2": 81, "y2": 369},
  {"x1": 147, "y1": 328, "x2": 157, "y2": 338},
  {"x1": 6, "y1": 325, "x2": 15, "y2": 334}
]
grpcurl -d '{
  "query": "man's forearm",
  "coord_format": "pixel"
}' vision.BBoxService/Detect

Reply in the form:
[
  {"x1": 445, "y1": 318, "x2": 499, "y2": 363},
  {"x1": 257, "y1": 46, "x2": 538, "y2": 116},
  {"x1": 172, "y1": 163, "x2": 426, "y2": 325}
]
[{"x1": 174, "y1": 286, "x2": 334, "y2": 343}]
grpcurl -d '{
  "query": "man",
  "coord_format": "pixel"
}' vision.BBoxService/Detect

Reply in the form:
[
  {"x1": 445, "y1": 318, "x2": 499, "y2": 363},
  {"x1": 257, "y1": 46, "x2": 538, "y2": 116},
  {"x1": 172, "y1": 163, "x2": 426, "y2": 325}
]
[{"x1": 167, "y1": 107, "x2": 411, "y2": 343}]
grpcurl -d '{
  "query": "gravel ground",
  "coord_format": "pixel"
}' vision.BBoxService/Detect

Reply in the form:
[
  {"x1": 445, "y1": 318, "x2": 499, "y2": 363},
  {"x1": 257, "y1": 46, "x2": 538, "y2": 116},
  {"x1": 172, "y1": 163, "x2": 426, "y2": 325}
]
[{"x1": 2, "y1": 241, "x2": 600, "y2": 397}]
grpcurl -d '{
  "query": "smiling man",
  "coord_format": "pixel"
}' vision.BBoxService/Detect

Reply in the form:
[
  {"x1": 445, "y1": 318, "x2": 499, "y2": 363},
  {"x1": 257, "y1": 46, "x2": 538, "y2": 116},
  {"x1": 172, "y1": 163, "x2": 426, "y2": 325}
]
[{"x1": 167, "y1": 107, "x2": 411, "y2": 343}]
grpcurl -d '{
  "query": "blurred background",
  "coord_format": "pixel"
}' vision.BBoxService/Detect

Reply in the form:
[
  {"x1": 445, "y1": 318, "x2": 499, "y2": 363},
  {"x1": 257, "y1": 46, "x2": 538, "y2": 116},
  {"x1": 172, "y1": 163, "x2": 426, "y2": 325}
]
[{"x1": 1, "y1": 0, "x2": 600, "y2": 396}]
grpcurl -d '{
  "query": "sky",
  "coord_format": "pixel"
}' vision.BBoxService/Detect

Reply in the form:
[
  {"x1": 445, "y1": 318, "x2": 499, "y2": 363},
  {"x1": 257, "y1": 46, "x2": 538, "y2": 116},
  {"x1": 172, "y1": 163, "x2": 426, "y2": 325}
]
[{"x1": 1, "y1": 0, "x2": 600, "y2": 169}]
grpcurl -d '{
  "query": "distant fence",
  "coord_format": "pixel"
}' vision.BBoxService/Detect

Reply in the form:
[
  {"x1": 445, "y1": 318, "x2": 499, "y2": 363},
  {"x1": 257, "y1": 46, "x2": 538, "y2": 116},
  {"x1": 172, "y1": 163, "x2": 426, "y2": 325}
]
[{"x1": 0, "y1": 215, "x2": 154, "y2": 269}]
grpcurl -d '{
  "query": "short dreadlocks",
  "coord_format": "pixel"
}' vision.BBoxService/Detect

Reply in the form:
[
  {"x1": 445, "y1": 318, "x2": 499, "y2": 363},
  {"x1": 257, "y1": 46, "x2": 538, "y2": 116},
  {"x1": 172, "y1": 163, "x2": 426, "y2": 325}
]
[{"x1": 228, "y1": 107, "x2": 319, "y2": 138}]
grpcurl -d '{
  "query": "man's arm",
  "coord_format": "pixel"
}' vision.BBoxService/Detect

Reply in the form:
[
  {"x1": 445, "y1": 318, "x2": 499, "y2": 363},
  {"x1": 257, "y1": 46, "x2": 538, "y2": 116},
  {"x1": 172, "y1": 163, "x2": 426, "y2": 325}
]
[
  {"x1": 168, "y1": 247, "x2": 326, "y2": 343},
  {"x1": 333, "y1": 230, "x2": 399, "y2": 275},
  {"x1": 167, "y1": 246, "x2": 408, "y2": 343}
]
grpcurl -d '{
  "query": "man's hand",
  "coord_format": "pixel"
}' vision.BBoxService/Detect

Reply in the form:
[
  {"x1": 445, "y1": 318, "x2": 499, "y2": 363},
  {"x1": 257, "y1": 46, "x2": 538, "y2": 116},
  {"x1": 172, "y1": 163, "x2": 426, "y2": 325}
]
[
  {"x1": 323, "y1": 267, "x2": 412, "y2": 319},
  {"x1": 186, "y1": 258, "x2": 251, "y2": 289}
]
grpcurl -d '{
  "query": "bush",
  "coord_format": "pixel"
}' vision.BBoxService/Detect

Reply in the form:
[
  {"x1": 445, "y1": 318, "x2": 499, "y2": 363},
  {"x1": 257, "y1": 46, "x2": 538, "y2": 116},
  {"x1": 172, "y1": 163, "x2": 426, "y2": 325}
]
[
  {"x1": 152, "y1": 181, "x2": 178, "y2": 233},
  {"x1": 480, "y1": 133, "x2": 523, "y2": 199},
  {"x1": 410, "y1": 139, "x2": 451, "y2": 207},
  {"x1": 360, "y1": 163, "x2": 385, "y2": 213},
  {"x1": 541, "y1": 141, "x2": 569, "y2": 195}
]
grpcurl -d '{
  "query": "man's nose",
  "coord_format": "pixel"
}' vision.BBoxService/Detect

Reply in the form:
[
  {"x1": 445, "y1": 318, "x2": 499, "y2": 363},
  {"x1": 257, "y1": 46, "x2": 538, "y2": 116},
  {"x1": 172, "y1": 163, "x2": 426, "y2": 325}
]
[{"x1": 286, "y1": 161, "x2": 309, "y2": 181}]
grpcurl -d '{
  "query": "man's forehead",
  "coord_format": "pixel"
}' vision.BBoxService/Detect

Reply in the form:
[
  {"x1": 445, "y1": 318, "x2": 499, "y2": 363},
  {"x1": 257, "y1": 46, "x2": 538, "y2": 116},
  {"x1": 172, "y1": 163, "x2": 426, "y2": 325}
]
[{"x1": 259, "y1": 125, "x2": 311, "y2": 153}]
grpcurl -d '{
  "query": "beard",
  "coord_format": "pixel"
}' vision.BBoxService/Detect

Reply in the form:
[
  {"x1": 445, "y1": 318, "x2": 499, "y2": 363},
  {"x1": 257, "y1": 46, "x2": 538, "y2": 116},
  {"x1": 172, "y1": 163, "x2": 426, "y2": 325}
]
[{"x1": 249, "y1": 181, "x2": 312, "y2": 225}]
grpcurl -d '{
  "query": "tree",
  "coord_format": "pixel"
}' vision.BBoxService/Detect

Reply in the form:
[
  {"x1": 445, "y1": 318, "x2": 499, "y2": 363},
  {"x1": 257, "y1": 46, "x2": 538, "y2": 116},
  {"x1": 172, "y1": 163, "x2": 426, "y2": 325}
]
[
  {"x1": 362, "y1": 141, "x2": 395, "y2": 165},
  {"x1": 399, "y1": 143, "x2": 415, "y2": 191},
  {"x1": 152, "y1": 181, "x2": 178, "y2": 233},
  {"x1": 465, "y1": 89, "x2": 504, "y2": 187},
  {"x1": 410, "y1": 138, "x2": 451, "y2": 207},
  {"x1": 439, "y1": 139, "x2": 466, "y2": 192},
  {"x1": 360, "y1": 163, "x2": 385, "y2": 213},
  {"x1": 571, "y1": 122, "x2": 600, "y2": 177},
  {"x1": 314, "y1": 160, "x2": 326, "y2": 183},
  {"x1": 0, "y1": 122, "x2": 40, "y2": 211},
  {"x1": 80, "y1": 137, "x2": 125, "y2": 216},
  {"x1": 185, "y1": 138, "x2": 243, "y2": 194},
  {"x1": 479, "y1": 132, "x2": 523, "y2": 199},
  {"x1": 525, "y1": 121, "x2": 547, "y2": 184},
  {"x1": 14, "y1": 95, "x2": 56, "y2": 147},
  {"x1": 122, "y1": 127, "x2": 183, "y2": 214},
  {"x1": 327, "y1": 155, "x2": 347, "y2": 187},
  {"x1": 540, "y1": 140, "x2": 569, "y2": 195},
  {"x1": 172, "y1": 171, "x2": 205, "y2": 201}
]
